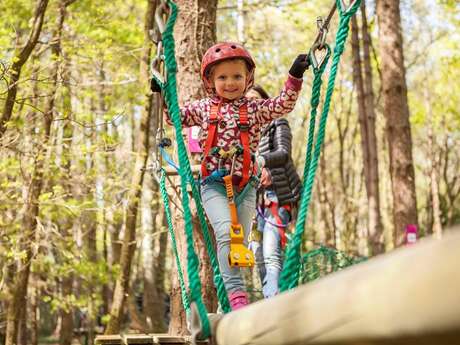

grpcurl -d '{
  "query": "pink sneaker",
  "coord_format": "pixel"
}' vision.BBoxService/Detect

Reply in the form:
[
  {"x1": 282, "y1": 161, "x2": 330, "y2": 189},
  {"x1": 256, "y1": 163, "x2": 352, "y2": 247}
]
[{"x1": 229, "y1": 291, "x2": 249, "y2": 311}]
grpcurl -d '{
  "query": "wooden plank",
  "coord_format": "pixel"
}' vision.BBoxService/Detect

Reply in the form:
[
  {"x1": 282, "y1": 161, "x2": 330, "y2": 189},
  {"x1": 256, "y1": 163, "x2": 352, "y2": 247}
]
[
  {"x1": 153, "y1": 334, "x2": 186, "y2": 344},
  {"x1": 124, "y1": 334, "x2": 155, "y2": 344},
  {"x1": 95, "y1": 334, "x2": 123, "y2": 345},
  {"x1": 214, "y1": 230, "x2": 460, "y2": 345},
  {"x1": 95, "y1": 333, "x2": 209, "y2": 345}
]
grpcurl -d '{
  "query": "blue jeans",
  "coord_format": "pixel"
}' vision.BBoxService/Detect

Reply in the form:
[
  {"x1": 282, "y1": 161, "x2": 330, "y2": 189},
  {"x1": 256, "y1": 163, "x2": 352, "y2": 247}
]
[
  {"x1": 256, "y1": 204, "x2": 290, "y2": 298},
  {"x1": 201, "y1": 182, "x2": 256, "y2": 293}
]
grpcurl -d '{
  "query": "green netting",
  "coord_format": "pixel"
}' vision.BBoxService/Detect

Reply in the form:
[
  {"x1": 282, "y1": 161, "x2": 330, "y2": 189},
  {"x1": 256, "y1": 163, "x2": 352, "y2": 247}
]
[{"x1": 299, "y1": 246, "x2": 367, "y2": 284}]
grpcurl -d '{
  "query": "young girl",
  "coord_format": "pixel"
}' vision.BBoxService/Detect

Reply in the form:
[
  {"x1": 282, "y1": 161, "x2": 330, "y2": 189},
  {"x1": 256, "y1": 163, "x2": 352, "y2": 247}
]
[{"x1": 159, "y1": 42, "x2": 309, "y2": 310}]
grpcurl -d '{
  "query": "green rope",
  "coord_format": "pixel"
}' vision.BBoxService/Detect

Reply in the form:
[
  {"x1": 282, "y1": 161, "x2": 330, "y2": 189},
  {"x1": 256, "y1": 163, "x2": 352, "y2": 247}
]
[
  {"x1": 280, "y1": 0, "x2": 361, "y2": 292},
  {"x1": 161, "y1": 1, "x2": 210, "y2": 337},
  {"x1": 303, "y1": 44, "x2": 331, "y2": 181},
  {"x1": 162, "y1": 0, "x2": 230, "y2": 316},
  {"x1": 159, "y1": 169, "x2": 191, "y2": 312}
]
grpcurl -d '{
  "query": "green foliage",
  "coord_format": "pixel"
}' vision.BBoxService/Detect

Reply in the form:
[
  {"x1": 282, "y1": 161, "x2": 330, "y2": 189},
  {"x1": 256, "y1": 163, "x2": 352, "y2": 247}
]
[
  {"x1": 0, "y1": 0, "x2": 459, "y2": 339},
  {"x1": 0, "y1": 0, "x2": 34, "y2": 57}
]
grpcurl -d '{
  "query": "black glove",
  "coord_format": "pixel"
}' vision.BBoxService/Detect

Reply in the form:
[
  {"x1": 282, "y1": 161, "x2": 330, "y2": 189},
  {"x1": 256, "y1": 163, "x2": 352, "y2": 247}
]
[
  {"x1": 289, "y1": 54, "x2": 310, "y2": 79},
  {"x1": 150, "y1": 77, "x2": 162, "y2": 93}
]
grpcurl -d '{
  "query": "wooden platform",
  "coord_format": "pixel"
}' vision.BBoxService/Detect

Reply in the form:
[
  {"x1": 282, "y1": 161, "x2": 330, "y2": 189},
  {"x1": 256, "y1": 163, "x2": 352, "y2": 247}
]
[{"x1": 95, "y1": 334, "x2": 208, "y2": 345}]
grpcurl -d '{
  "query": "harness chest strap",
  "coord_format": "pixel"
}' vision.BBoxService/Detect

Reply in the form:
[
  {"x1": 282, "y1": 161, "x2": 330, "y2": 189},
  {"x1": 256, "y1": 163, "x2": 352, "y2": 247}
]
[
  {"x1": 238, "y1": 104, "x2": 251, "y2": 189},
  {"x1": 201, "y1": 104, "x2": 219, "y2": 178},
  {"x1": 201, "y1": 103, "x2": 252, "y2": 189}
]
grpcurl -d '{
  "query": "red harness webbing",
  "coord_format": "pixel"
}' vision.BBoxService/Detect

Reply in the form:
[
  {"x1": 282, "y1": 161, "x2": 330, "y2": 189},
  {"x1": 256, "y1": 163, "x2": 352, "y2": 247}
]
[
  {"x1": 201, "y1": 103, "x2": 252, "y2": 189},
  {"x1": 201, "y1": 104, "x2": 219, "y2": 178},
  {"x1": 269, "y1": 202, "x2": 292, "y2": 249},
  {"x1": 238, "y1": 105, "x2": 251, "y2": 189}
]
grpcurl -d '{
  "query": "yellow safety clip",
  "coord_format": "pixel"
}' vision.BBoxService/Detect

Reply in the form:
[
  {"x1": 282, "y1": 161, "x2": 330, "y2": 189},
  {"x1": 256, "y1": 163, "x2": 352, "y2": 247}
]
[
  {"x1": 229, "y1": 224, "x2": 255, "y2": 267},
  {"x1": 222, "y1": 155, "x2": 254, "y2": 267}
]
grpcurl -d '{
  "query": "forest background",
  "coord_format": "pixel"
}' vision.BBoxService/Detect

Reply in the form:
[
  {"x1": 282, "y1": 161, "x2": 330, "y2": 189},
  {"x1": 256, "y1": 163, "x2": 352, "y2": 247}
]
[{"x1": 0, "y1": 0, "x2": 459, "y2": 344}]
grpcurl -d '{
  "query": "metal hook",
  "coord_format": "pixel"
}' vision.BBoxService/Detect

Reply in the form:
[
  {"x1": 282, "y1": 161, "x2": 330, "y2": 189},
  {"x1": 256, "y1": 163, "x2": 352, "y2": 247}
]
[
  {"x1": 309, "y1": 42, "x2": 331, "y2": 71},
  {"x1": 312, "y1": 2, "x2": 336, "y2": 50},
  {"x1": 315, "y1": 17, "x2": 328, "y2": 49},
  {"x1": 155, "y1": 1, "x2": 170, "y2": 34},
  {"x1": 338, "y1": 0, "x2": 360, "y2": 14}
]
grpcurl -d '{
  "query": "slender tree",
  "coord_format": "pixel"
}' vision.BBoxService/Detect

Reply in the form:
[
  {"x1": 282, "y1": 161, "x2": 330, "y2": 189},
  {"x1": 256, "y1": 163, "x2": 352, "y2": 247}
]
[
  {"x1": 423, "y1": 80, "x2": 442, "y2": 238},
  {"x1": 0, "y1": 0, "x2": 49, "y2": 138},
  {"x1": 4, "y1": 0, "x2": 74, "y2": 343},
  {"x1": 105, "y1": 0, "x2": 157, "y2": 334},
  {"x1": 351, "y1": 7, "x2": 383, "y2": 255},
  {"x1": 142, "y1": 174, "x2": 168, "y2": 332},
  {"x1": 376, "y1": 0, "x2": 418, "y2": 246},
  {"x1": 360, "y1": 1, "x2": 384, "y2": 253}
]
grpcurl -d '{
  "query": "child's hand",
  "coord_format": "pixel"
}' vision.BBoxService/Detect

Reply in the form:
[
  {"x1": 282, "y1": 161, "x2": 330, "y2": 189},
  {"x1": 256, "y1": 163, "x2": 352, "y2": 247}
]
[{"x1": 289, "y1": 54, "x2": 310, "y2": 78}]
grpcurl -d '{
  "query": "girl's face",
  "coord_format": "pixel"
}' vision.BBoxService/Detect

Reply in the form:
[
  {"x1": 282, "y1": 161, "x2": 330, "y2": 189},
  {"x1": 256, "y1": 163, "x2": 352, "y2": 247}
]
[{"x1": 211, "y1": 59, "x2": 248, "y2": 100}]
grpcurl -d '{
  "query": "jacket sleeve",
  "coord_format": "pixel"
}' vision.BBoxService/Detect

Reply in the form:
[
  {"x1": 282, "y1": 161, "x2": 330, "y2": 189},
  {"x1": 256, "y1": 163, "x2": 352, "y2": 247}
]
[
  {"x1": 253, "y1": 75, "x2": 303, "y2": 126},
  {"x1": 165, "y1": 99, "x2": 205, "y2": 127},
  {"x1": 260, "y1": 121, "x2": 292, "y2": 168}
]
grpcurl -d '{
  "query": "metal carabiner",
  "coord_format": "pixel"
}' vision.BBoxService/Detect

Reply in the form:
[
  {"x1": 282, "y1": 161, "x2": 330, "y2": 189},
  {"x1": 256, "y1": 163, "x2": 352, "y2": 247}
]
[
  {"x1": 312, "y1": 1, "x2": 337, "y2": 49},
  {"x1": 309, "y1": 41, "x2": 331, "y2": 71},
  {"x1": 316, "y1": 17, "x2": 328, "y2": 49},
  {"x1": 155, "y1": 0, "x2": 170, "y2": 34},
  {"x1": 150, "y1": 40, "x2": 165, "y2": 85},
  {"x1": 338, "y1": 0, "x2": 360, "y2": 14}
]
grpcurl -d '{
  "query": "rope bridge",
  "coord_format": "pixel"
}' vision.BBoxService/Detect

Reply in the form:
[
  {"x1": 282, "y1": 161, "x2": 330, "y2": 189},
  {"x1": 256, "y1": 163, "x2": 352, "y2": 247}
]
[{"x1": 146, "y1": 0, "x2": 360, "y2": 340}]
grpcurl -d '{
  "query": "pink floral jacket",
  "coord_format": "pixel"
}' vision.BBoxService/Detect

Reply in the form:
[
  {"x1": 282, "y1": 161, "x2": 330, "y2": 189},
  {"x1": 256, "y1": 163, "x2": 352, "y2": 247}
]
[{"x1": 177, "y1": 75, "x2": 303, "y2": 180}]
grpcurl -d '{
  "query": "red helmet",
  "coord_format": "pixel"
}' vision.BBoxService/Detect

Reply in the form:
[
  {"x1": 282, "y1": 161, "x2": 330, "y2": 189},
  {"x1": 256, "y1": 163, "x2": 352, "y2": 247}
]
[{"x1": 201, "y1": 42, "x2": 256, "y2": 94}]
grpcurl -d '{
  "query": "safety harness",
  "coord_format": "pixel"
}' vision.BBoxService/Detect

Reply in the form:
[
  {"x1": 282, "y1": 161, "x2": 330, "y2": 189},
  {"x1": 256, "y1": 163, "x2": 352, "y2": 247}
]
[
  {"x1": 200, "y1": 102, "x2": 256, "y2": 267},
  {"x1": 201, "y1": 103, "x2": 252, "y2": 190}
]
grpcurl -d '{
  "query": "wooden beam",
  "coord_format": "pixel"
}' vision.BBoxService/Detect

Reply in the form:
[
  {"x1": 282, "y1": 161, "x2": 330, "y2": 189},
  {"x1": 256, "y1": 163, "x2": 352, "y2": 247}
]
[
  {"x1": 124, "y1": 334, "x2": 155, "y2": 344},
  {"x1": 95, "y1": 333, "x2": 209, "y2": 345},
  {"x1": 213, "y1": 230, "x2": 460, "y2": 345},
  {"x1": 95, "y1": 334, "x2": 123, "y2": 345},
  {"x1": 163, "y1": 164, "x2": 201, "y2": 176}
]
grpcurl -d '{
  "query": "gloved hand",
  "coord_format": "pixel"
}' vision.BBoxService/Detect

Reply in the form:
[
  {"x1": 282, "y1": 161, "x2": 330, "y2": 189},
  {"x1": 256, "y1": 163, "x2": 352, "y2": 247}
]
[
  {"x1": 150, "y1": 77, "x2": 162, "y2": 93},
  {"x1": 289, "y1": 54, "x2": 310, "y2": 79}
]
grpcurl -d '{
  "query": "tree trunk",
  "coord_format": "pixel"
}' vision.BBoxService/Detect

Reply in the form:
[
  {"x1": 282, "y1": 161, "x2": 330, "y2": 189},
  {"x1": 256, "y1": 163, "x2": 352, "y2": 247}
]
[
  {"x1": 59, "y1": 273, "x2": 74, "y2": 345},
  {"x1": 49, "y1": 4, "x2": 77, "y2": 344},
  {"x1": 29, "y1": 284, "x2": 38, "y2": 345},
  {"x1": 143, "y1": 174, "x2": 168, "y2": 332},
  {"x1": 0, "y1": 0, "x2": 49, "y2": 138},
  {"x1": 351, "y1": 15, "x2": 369, "y2": 255},
  {"x1": 17, "y1": 301, "x2": 27, "y2": 345},
  {"x1": 104, "y1": 0, "x2": 156, "y2": 334},
  {"x1": 168, "y1": 0, "x2": 218, "y2": 335},
  {"x1": 142, "y1": 10, "x2": 167, "y2": 330},
  {"x1": 236, "y1": 0, "x2": 246, "y2": 44},
  {"x1": 424, "y1": 86, "x2": 442, "y2": 239},
  {"x1": 360, "y1": 0, "x2": 384, "y2": 254},
  {"x1": 376, "y1": 0, "x2": 418, "y2": 247},
  {"x1": 351, "y1": 12, "x2": 383, "y2": 256},
  {"x1": 5, "y1": 0, "x2": 66, "y2": 342}
]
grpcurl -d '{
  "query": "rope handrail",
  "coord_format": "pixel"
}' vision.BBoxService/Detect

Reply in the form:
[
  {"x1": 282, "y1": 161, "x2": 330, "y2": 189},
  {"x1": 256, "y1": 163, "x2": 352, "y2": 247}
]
[{"x1": 280, "y1": 0, "x2": 362, "y2": 292}]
